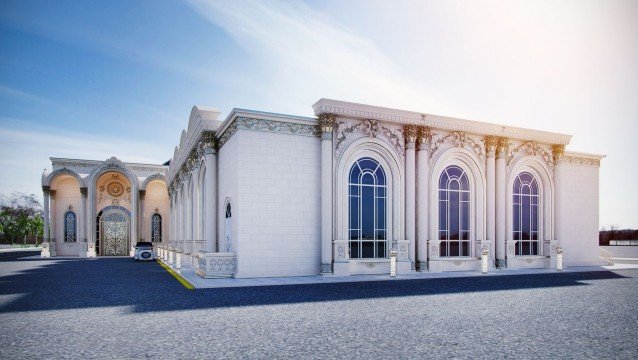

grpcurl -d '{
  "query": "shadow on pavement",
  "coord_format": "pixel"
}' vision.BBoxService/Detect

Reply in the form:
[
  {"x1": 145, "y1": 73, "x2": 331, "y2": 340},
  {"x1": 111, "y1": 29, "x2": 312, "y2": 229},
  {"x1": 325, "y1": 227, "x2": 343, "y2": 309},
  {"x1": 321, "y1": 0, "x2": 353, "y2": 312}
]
[{"x1": 0, "y1": 253, "x2": 632, "y2": 313}]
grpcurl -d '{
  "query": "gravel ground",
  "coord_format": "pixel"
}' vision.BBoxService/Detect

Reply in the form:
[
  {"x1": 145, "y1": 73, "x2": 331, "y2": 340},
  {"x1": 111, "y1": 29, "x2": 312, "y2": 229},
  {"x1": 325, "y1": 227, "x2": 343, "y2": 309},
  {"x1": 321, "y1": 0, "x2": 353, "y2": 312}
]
[{"x1": 1, "y1": 252, "x2": 637, "y2": 359}]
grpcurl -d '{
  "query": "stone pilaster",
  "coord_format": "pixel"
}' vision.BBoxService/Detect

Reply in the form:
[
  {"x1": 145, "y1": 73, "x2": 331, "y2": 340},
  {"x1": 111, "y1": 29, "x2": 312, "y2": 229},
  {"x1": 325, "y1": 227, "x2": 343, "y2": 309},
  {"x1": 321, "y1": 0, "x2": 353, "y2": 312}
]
[
  {"x1": 553, "y1": 144, "x2": 565, "y2": 244},
  {"x1": 204, "y1": 146, "x2": 217, "y2": 252},
  {"x1": 484, "y1": 136, "x2": 496, "y2": 264},
  {"x1": 495, "y1": 137, "x2": 508, "y2": 268},
  {"x1": 318, "y1": 113, "x2": 335, "y2": 274},
  {"x1": 416, "y1": 126, "x2": 431, "y2": 271},
  {"x1": 404, "y1": 124, "x2": 417, "y2": 270}
]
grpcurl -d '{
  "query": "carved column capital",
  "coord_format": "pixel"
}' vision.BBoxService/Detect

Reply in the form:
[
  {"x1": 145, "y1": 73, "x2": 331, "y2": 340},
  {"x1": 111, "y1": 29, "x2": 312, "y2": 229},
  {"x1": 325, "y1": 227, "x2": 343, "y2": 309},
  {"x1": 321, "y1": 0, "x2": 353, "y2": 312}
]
[
  {"x1": 552, "y1": 144, "x2": 565, "y2": 163},
  {"x1": 80, "y1": 187, "x2": 88, "y2": 198},
  {"x1": 417, "y1": 126, "x2": 432, "y2": 148},
  {"x1": 496, "y1": 137, "x2": 509, "y2": 159},
  {"x1": 484, "y1": 136, "x2": 497, "y2": 157},
  {"x1": 202, "y1": 131, "x2": 217, "y2": 151},
  {"x1": 404, "y1": 125, "x2": 418, "y2": 148},
  {"x1": 317, "y1": 113, "x2": 336, "y2": 134},
  {"x1": 49, "y1": 190, "x2": 57, "y2": 199},
  {"x1": 139, "y1": 189, "x2": 146, "y2": 200},
  {"x1": 42, "y1": 186, "x2": 51, "y2": 195}
]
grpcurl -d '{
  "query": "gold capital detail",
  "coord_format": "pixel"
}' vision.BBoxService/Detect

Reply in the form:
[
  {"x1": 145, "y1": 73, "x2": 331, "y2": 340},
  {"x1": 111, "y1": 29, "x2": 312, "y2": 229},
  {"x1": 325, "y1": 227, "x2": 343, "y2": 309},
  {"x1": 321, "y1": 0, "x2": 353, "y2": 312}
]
[
  {"x1": 418, "y1": 126, "x2": 432, "y2": 146},
  {"x1": 484, "y1": 136, "x2": 497, "y2": 154},
  {"x1": 496, "y1": 137, "x2": 509, "y2": 158},
  {"x1": 552, "y1": 144, "x2": 565, "y2": 162},
  {"x1": 318, "y1": 113, "x2": 336, "y2": 134},
  {"x1": 404, "y1": 125, "x2": 418, "y2": 144}
]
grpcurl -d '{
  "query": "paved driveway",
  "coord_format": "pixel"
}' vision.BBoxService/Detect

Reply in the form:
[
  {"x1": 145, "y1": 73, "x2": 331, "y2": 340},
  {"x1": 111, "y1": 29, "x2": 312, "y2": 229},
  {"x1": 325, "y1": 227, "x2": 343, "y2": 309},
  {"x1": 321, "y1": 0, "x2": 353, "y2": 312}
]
[{"x1": 1, "y1": 252, "x2": 637, "y2": 359}]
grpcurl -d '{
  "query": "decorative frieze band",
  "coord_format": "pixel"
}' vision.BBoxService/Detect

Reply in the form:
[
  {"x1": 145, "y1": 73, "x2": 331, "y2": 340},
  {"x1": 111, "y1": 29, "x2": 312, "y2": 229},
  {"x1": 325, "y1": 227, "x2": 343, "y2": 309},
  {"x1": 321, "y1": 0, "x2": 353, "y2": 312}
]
[
  {"x1": 334, "y1": 118, "x2": 405, "y2": 157},
  {"x1": 562, "y1": 155, "x2": 601, "y2": 167},
  {"x1": 217, "y1": 116, "x2": 320, "y2": 149}
]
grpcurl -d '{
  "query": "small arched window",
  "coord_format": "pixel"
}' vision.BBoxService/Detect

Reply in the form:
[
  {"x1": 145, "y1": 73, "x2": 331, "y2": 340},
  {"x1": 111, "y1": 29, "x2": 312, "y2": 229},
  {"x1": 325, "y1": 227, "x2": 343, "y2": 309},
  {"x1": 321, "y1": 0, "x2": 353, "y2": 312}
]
[
  {"x1": 225, "y1": 201, "x2": 232, "y2": 252},
  {"x1": 151, "y1": 213, "x2": 162, "y2": 242},
  {"x1": 348, "y1": 157, "x2": 387, "y2": 259},
  {"x1": 64, "y1": 211, "x2": 77, "y2": 242},
  {"x1": 513, "y1": 172, "x2": 540, "y2": 255},
  {"x1": 439, "y1": 166, "x2": 470, "y2": 257}
]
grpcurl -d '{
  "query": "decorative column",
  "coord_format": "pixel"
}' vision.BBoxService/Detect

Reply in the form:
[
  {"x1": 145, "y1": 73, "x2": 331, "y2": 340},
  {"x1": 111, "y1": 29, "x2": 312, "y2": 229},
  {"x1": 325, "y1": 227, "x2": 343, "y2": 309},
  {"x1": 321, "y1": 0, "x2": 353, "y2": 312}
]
[
  {"x1": 139, "y1": 190, "x2": 146, "y2": 242},
  {"x1": 80, "y1": 187, "x2": 89, "y2": 257},
  {"x1": 49, "y1": 190, "x2": 56, "y2": 256},
  {"x1": 204, "y1": 141, "x2": 218, "y2": 253},
  {"x1": 404, "y1": 125, "x2": 417, "y2": 271},
  {"x1": 319, "y1": 113, "x2": 335, "y2": 274},
  {"x1": 553, "y1": 145, "x2": 565, "y2": 244},
  {"x1": 43, "y1": 187, "x2": 50, "y2": 241},
  {"x1": 484, "y1": 136, "x2": 496, "y2": 264},
  {"x1": 416, "y1": 127, "x2": 431, "y2": 271},
  {"x1": 41, "y1": 186, "x2": 51, "y2": 257},
  {"x1": 190, "y1": 161, "x2": 200, "y2": 255},
  {"x1": 495, "y1": 137, "x2": 508, "y2": 268}
]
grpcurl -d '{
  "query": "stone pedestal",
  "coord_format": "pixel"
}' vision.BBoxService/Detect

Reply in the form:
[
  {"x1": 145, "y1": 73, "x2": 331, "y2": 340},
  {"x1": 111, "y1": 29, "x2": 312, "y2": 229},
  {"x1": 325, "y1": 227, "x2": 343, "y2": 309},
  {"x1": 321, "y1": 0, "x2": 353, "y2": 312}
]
[{"x1": 41, "y1": 242, "x2": 52, "y2": 258}]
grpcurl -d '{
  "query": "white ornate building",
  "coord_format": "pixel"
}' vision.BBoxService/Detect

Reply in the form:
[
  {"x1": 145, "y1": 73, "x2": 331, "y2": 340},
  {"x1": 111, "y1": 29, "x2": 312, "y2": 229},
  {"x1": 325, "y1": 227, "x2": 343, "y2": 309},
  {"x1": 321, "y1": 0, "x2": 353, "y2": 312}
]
[{"x1": 41, "y1": 99, "x2": 604, "y2": 278}]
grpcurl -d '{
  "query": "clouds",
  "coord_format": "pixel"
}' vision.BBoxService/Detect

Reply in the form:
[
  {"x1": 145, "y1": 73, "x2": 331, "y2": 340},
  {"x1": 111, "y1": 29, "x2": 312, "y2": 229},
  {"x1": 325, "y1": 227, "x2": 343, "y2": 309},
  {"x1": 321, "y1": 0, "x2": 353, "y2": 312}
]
[
  {"x1": 186, "y1": 0, "x2": 457, "y2": 116},
  {"x1": 0, "y1": 120, "x2": 166, "y2": 196}
]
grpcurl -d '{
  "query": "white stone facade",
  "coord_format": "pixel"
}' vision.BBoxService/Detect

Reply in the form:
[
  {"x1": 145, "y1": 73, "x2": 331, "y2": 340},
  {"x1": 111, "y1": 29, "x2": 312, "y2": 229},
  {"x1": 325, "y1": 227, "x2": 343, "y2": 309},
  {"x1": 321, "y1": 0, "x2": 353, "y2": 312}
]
[{"x1": 42, "y1": 99, "x2": 604, "y2": 278}]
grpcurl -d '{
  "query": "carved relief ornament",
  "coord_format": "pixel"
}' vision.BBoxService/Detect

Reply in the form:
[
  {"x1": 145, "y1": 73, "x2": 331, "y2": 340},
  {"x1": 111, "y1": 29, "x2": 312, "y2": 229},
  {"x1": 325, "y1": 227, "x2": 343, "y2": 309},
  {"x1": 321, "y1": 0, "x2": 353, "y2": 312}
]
[
  {"x1": 506, "y1": 141, "x2": 554, "y2": 172},
  {"x1": 334, "y1": 119, "x2": 405, "y2": 157},
  {"x1": 430, "y1": 131, "x2": 486, "y2": 165}
]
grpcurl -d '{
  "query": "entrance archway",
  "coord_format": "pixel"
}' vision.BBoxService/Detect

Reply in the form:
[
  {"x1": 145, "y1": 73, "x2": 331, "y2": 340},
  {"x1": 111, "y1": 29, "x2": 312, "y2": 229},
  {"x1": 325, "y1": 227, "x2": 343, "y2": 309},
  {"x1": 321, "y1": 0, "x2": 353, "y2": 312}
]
[{"x1": 97, "y1": 206, "x2": 130, "y2": 256}]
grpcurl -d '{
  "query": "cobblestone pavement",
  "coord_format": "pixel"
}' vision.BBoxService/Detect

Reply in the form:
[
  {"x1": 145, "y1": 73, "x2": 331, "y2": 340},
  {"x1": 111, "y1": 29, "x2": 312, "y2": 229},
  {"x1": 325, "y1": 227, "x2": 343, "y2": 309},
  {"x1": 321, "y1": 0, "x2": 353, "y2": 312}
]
[{"x1": 1, "y1": 252, "x2": 637, "y2": 359}]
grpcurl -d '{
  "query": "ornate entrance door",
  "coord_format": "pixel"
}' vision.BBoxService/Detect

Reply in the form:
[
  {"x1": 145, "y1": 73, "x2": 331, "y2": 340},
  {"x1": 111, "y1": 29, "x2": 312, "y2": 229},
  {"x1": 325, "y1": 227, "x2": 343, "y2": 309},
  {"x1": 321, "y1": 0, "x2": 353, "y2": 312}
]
[{"x1": 101, "y1": 209, "x2": 129, "y2": 256}]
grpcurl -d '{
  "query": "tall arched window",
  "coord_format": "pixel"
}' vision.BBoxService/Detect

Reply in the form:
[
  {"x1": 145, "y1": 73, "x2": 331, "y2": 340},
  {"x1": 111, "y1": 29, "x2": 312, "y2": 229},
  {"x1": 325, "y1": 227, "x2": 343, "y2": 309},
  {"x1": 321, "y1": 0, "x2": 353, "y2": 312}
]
[
  {"x1": 513, "y1": 172, "x2": 539, "y2": 255},
  {"x1": 439, "y1": 166, "x2": 470, "y2": 257},
  {"x1": 151, "y1": 213, "x2": 162, "y2": 242},
  {"x1": 64, "y1": 210, "x2": 77, "y2": 242},
  {"x1": 348, "y1": 157, "x2": 387, "y2": 259}
]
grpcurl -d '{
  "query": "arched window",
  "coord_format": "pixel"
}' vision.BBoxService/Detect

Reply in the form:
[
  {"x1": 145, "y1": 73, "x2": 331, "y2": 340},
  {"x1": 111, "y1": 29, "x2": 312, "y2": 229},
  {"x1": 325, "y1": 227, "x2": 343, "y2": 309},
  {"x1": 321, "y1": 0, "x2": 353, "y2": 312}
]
[
  {"x1": 439, "y1": 166, "x2": 470, "y2": 257},
  {"x1": 151, "y1": 213, "x2": 162, "y2": 242},
  {"x1": 64, "y1": 210, "x2": 77, "y2": 242},
  {"x1": 348, "y1": 157, "x2": 387, "y2": 259},
  {"x1": 225, "y1": 201, "x2": 232, "y2": 252},
  {"x1": 513, "y1": 172, "x2": 540, "y2": 255}
]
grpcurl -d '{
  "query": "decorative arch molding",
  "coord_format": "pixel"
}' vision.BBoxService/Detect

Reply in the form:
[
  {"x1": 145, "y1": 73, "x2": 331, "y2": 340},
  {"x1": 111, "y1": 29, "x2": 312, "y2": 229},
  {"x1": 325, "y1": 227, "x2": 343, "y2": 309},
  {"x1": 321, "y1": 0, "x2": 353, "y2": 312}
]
[
  {"x1": 87, "y1": 157, "x2": 140, "y2": 189},
  {"x1": 429, "y1": 131, "x2": 486, "y2": 167},
  {"x1": 141, "y1": 173, "x2": 167, "y2": 190},
  {"x1": 43, "y1": 168, "x2": 85, "y2": 187},
  {"x1": 87, "y1": 157, "x2": 139, "y2": 253},
  {"x1": 334, "y1": 118, "x2": 405, "y2": 159},
  {"x1": 506, "y1": 141, "x2": 554, "y2": 175},
  {"x1": 507, "y1": 155, "x2": 554, "y2": 243},
  {"x1": 336, "y1": 137, "x2": 405, "y2": 244},
  {"x1": 430, "y1": 146, "x2": 487, "y2": 250}
]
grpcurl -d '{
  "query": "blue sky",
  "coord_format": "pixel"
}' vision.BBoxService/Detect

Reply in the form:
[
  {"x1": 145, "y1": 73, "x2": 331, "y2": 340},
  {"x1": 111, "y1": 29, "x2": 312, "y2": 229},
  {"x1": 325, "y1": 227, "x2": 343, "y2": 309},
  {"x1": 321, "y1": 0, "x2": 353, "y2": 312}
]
[{"x1": 0, "y1": 0, "x2": 636, "y2": 228}]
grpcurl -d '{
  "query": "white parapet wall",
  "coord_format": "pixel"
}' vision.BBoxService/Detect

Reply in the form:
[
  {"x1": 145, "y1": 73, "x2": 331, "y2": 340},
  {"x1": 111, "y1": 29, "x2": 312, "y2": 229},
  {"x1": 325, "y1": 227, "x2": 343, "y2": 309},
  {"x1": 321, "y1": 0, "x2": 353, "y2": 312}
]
[{"x1": 195, "y1": 251, "x2": 237, "y2": 278}]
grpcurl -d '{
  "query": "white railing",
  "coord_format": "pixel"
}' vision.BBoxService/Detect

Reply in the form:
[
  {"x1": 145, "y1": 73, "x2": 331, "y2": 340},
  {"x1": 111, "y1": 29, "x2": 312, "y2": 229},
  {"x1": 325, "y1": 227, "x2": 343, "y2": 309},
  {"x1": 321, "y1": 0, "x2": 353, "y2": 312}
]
[{"x1": 600, "y1": 247, "x2": 614, "y2": 265}]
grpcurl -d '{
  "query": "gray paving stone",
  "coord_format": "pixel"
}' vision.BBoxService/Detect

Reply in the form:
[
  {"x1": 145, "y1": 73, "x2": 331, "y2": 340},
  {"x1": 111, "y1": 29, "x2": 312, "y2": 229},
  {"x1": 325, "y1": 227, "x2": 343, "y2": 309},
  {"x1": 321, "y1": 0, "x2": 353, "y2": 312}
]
[{"x1": 0, "y1": 253, "x2": 637, "y2": 359}]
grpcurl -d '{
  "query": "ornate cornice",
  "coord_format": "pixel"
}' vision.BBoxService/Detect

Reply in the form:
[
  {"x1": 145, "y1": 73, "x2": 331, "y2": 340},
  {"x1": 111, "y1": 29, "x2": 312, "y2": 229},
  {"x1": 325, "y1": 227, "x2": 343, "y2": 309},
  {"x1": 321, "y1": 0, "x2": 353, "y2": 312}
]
[
  {"x1": 312, "y1": 98, "x2": 572, "y2": 145},
  {"x1": 217, "y1": 116, "x2": 320, "y2": 149},
  {"x1": 563, "y1": 155, "x2": 601, "y2": 167}
]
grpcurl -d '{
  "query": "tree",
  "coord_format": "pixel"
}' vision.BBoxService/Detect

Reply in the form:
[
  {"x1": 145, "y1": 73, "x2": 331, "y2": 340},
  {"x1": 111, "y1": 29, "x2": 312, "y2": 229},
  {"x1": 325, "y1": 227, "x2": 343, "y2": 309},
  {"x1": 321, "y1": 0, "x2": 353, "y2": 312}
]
[{"x1": 0, "y1": 192, "x2": 43, "y2": 245}]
